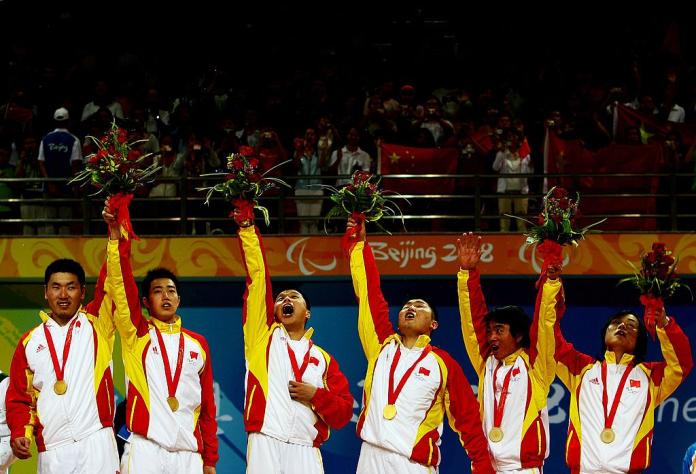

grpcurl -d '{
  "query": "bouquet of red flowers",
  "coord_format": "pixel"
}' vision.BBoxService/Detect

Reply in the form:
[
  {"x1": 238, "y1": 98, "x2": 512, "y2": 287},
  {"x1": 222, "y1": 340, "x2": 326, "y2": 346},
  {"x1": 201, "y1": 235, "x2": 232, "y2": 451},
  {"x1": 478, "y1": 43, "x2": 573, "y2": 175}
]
[
  {"x1": 324, "y1": 170, "x2": 405, "y2": 233},
  {"x1": 70, "y1": 121, "x2": 160, "y2": 239},
  {"x1": 513, "y1": 187, "x2": 605, "y2": 246},
  {"x1": 199, "y1": 146, "x2": 289, "y2": 226},
  {"x1": 507, "y1": 187, "x2": 605, "y2": 282},
  {"x1": 619, "y1": 242, "x2": 692, "y2": 338},
  {"x1": 323, "y1": 170, "x2": 406, "y2": 253}
]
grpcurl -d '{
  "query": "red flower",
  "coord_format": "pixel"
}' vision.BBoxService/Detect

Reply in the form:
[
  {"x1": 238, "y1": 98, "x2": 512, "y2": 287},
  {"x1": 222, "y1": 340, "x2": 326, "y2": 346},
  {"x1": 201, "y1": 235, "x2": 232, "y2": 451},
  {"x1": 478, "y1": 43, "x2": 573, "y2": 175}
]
[
  {"x1": 118, "y1": 163, "x2": 129, "y2": 173},
  {"x1": 232, "y1": 159, "x2": 244, "y2": 170},
  {"x1": 117, "y1": 129, "x2": 128, "y2": 144},
  {"x1": 552, "y1": 187, "x2": 569, "y2": 199},
  {"x1": 558, "y1": 197, "x2": 570, "y2": 210},
  {"x1": 652, "y1": 242, "x2": 666, "y2": 253},
  {"x1": 88, "y1": 155, "x2": 99, "y2": 165},
  {"x1": 249, "y1": 157, "x2": 260, "y2": 168},
  {"x1": 353, "y1": 170, "x2": 372, "y2": 185},
  {"x1": 239, "y1": 146, "x2": 254, "y2": 157},
  {"x1": 127, "y1": 150, "x2": 141, "y2": 161},
  {"x1": 537, "y1": 214, "x2": 545, "y2": 225},
  {"x1": 249, "y1": 173, "x2": 261, "y2": 183},
  {"x1": 663, "y1": 255, "x2": 675, "y2": 266}
]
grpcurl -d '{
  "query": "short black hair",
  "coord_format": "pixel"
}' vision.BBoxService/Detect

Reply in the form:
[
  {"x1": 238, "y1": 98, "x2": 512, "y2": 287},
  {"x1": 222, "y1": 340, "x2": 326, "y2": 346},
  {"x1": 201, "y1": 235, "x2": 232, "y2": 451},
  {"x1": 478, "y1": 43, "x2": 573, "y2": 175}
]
[
  {"x1": 485, "y1": 305, "x2": 531, "y2": 348},
  {"x1": 45, "y1": 259, "x2": 85, "y2": 287},
  {"x1": 600, "y1": 310, "x2": 648, "y2": 365},
  {"x1": 274, "y1": 288, "x2": 311, "y2": 310},
  {"x1": 141, "y1": 268, "x2": 179, "y2": 296}
]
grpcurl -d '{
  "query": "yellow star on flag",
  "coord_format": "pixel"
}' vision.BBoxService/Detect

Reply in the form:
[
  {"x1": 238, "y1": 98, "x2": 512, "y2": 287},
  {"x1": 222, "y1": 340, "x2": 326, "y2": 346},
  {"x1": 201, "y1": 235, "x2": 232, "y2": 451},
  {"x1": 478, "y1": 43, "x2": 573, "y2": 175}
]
[{"x1": 389, "y1": 152, "x2": 400, "y2": 164}]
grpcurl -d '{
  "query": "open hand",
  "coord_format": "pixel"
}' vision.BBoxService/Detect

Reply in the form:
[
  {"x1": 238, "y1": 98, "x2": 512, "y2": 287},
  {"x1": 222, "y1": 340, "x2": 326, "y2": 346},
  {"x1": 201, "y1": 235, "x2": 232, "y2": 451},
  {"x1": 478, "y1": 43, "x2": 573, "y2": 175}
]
[{"x1": 457, "y1": 232, "x2": 482, "y2": 270}]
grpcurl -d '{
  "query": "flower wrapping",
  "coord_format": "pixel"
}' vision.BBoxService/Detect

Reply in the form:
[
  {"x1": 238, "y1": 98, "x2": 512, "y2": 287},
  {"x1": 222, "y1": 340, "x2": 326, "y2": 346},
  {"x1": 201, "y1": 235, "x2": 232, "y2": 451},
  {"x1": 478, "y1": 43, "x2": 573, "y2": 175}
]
[
  {"x1": 107, "y1": 192, "x2": 138, "y2": 240},
  {"x1": 198, "y1": 146, "x2": 290, "y2": 226}
]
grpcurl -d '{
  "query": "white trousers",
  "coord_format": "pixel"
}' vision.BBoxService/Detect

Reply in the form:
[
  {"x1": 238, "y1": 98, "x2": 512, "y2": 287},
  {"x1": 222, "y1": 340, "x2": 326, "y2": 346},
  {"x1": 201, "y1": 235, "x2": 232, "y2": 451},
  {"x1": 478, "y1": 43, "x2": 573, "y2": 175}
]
[
  {"x1": 356, "y1": 442, "x2": 437, "y2": 474},
  {"x1": 120, "y1": 434, "x2": 203, "y2": 474},
  {"x1": 0, "y1": 436, "x2": 15, "y2": 474},
  {"x1": 246, "y1": 432, "x2": 323, "y2": 474},
  {"x1": 497, "y1": 468, "x2": 541, "y2": 474},
  {"x1": 37, "y1": 427, "x2": 119, "y2": 474}
]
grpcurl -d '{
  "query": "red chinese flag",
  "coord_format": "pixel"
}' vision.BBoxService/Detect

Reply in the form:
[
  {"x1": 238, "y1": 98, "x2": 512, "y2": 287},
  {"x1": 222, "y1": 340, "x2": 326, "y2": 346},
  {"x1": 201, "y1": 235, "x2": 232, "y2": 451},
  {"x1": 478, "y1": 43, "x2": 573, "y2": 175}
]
[{"x1": 380, "y1": 143, "x2": 458, "y2": 194}]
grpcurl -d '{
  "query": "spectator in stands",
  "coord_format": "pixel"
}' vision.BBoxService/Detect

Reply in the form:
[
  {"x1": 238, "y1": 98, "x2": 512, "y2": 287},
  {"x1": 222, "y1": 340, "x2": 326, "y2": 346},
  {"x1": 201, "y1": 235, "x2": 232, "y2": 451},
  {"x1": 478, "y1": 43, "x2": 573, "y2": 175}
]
[
  {"x1": 80, "y1": 79, "x2": 124, "y2": 122},
  {"x1": 143, "y1": 87, "x2": 170, "y2": 135},
  {"x1": 316, "y1": 115, "x2": 340, "y2": 172},
  {"x1": 256, "y1": 128, "x2": 288, "y2": 176},
  {"x1": 15, "y1": 134, "x2": 44, "y2": 235},
  {"x1": 38, "y1": 107, "x2": 82, "y2": 235},
  {"x1": 236, "y1": 109, "x2": 261, "y2": 148},
  {"x1": 493, "y1": 131, "x2": 532, "y2": 232},
  {"x1": 328, "y1": 126, "x2": 371, "y2": 186},
  {"x1": 293, "y1": 128, "x2": 323, "y2": 234},
  {"x1": 417, "y1": 96, "x2": 454, "y2": 146}
]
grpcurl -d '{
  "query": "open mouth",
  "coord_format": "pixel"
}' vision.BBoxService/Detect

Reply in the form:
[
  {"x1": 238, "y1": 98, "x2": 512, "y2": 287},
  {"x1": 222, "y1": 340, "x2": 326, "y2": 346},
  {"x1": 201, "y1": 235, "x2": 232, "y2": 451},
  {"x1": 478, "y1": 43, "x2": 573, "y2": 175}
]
[
  {"x1": 404, "y1": 310, "x2": 416, "y2": 320},
  {"x1": 282, "y1": 303, "x2": 294, "y2": 317},
  {"x1": 615, "y1": 330, "x2": 626, "y2": 337},
  {"x1": 58, "y1": 301, "x2": 70, "y2": 309},
  {"x1": 162, "y1": 302, "x2": 172, "y2": 309},
  {"x1": 490, "y1": 343, "x2": 500, "y2": 353}
]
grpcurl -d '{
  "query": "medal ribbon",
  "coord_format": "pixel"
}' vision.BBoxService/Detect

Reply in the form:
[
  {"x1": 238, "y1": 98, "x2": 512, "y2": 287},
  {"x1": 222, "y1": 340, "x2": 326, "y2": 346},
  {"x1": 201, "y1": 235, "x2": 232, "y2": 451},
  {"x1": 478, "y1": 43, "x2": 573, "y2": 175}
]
[
  {"x1": 287, "y1": 341, "x2": 314, "y2": 382},
  {"x1": 601, "y1": 360, "x2": 634, "y2": 431},
  {"x1": 153, "y1": 324, "x2": 185, "y2": 400},
  {"x1": 43, "y1": 317, "x2": 79, "y2": 384},
  {"x1": 492, "y1": 361, "x2": 515, "y2": 429},
  {"x1": 387, "y1": 345, "x2": 432, "y2": 406}
]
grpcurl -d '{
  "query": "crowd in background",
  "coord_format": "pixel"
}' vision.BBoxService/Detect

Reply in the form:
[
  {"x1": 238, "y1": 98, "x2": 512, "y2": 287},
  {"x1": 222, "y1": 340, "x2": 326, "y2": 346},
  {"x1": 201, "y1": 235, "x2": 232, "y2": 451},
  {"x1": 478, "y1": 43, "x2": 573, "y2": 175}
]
[{"x1": 1, "y1": 5, "x2": 696, "y2": 234}]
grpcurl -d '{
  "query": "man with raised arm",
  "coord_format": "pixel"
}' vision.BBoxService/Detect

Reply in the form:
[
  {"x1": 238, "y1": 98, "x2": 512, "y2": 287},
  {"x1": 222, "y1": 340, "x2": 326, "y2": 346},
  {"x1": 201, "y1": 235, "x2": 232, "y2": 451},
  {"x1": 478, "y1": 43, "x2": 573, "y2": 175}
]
[
  {"x1": 554, "y1": 268, "x2": 692, "y2": 473},
  {"x1": 103, "y1": 206, "x2": 219, "y2": 473},
  {"x1": 457, "y1": 233, "x2": 561, "y2": 473},
  {"x1": 236, "y1": 212, "x2": 353, "y2": 474},
  {"x1": 347, "y1": 218, "x2": 494, "y2": 474},
  {"x1": 6, "y1": 241, "x2": 119, "y2": 473}
]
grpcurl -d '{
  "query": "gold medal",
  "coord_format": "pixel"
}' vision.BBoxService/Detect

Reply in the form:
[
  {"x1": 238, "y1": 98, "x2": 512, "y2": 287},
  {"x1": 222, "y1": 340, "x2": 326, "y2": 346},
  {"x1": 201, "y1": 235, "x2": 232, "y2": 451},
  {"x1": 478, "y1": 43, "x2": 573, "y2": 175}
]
[
  {"x1": 167, "y1": 396, "x2": 179, "y2": 412},
  {"x1": 600, "y1": 428, "x2": 615, "y2": 444},
  {"x1": 488, "y1": 427, "x2": 504, "y2": 443},
  {"x1": 383, "y1": 404, "x2": 397, "y2": 420},
  {"x1": 53, "y1": 380, "x2": 67, "y2": 395}
]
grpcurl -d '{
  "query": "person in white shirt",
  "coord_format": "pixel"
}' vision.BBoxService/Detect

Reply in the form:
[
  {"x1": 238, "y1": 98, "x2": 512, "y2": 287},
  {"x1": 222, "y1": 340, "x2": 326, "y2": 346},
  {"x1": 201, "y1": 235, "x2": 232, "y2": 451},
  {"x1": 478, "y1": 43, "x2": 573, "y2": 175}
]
[
  {"x1": 493, "y1": 132, "x2": 532, "y2": 232},
  {"x1": 328, "y1": 127, "x2": 372, "y2": 186}
]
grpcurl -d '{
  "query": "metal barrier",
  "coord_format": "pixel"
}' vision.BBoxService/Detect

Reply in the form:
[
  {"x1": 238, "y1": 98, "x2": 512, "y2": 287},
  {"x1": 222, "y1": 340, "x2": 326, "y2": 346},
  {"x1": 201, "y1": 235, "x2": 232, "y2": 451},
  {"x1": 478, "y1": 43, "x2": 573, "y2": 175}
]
[{"x1": 0, "y1": 172, "x2": 694, "y2": 235}]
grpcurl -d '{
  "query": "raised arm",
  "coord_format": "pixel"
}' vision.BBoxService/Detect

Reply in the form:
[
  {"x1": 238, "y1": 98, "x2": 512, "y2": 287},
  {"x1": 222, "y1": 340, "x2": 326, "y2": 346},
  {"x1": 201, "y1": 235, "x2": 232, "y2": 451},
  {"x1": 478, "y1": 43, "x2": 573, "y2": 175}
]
[
  {"x1": 648, "y1": 309, "x2": 693, "y2": 405},
  {"x1": 310, "y1": 348, "x2": 354, "y2": 429},
  {"x1": 456, "y1": 233, "x2": 489, "y2": 377},
  {"x1": 347, "y1": 219, "x2": 394, "y2": 360},
  {"x1": 237, "y1": 224, "x2": 275, "y2": 354},
  {"x1": 553, "y1": 276, "x2": 594, "y2": 390},
  {"x1": 104, "y1": 207, "x2": 149, "y2": 349},
  {"x1": 528, "y1": 264, "x2": 564, "y2": 399},
  {"x1": 435, "y1": 350, "x2": 494, "y2": 474}
]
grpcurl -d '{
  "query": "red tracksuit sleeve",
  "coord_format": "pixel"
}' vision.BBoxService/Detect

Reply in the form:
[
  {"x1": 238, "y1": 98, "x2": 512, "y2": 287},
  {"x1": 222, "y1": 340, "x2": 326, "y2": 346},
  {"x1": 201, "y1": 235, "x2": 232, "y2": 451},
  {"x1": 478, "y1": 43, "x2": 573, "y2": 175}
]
[
  {"x1": 310, "y1": 354, "x2": 353, "y2": 429},
  {"x1": 7, "y1": 336, "x2": 35, "y2": 441},
  {"x1": 198, "y1": 337, "x2": 219, "y2": 467},
  {"x1": 440, "y1": 352, "x2": 495, "y2": 474}
]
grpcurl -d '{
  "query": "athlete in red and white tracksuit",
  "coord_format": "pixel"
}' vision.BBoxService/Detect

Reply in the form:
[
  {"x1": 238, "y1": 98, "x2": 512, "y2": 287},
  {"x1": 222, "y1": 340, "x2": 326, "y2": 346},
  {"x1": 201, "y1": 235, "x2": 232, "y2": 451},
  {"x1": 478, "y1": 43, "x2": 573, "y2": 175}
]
[
  {"x1": 6, "y1": 249, "x2": 120, "y2": 474},
  {"x1": 0, "y1": 373, "x2": 16, "y2": 474},
  {"x1": 457, "y1": 234, "x2": 560, "y2": 474},
  {"x1": 349, "y1": 229, "x2": 493, "y2": 474},
  {"x1": 554, "y1": 277, "x2": 693, "y2": 473},
  {"x1": 106, "y1": 232, "x2": 219, "y2": 473},
  {"x1": 238, "y1": 224, "x2": 353, "y2": 474}
]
